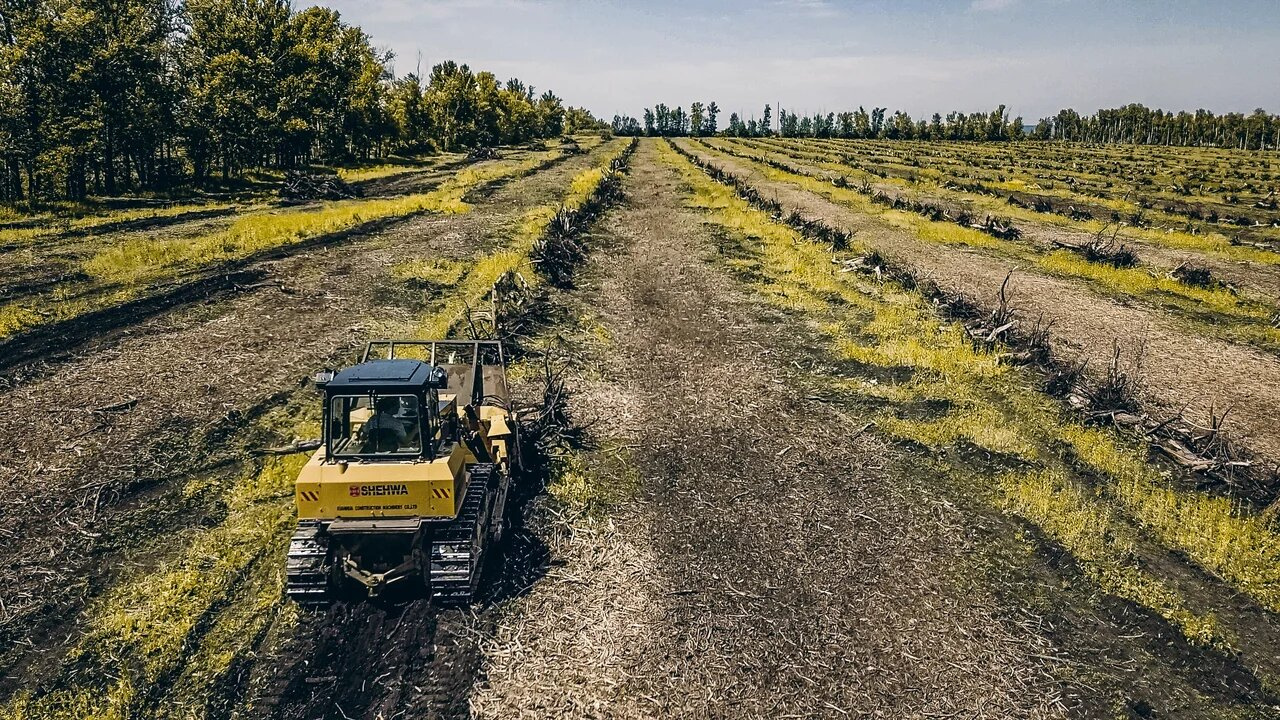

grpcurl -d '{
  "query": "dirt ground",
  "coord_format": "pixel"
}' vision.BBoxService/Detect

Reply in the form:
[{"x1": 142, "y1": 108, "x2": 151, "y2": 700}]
[
  {"x1": 674, "y1": 139, "x2": 1280, "y2": 477},
  {"x1": 3, "y1": 139, "x2": 1278, "y2": 720},
  {"x1": 468, "y1": 141, "x2": 1070, "y2": 718},
  {"x1": 0, "y1": 144, "x2": 607, "y2": 694}
]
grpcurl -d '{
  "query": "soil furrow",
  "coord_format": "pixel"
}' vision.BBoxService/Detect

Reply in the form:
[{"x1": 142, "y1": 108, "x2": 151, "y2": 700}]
[
  {"x1": 0, "y1": 144, "x2": 613, "y2": 698},
  {"x1": 472, "y1": 139, "x2": 1064, "y2": 719},
  {"x1": 673, "y1": 139, "x2": 1280, "y2": 472}
]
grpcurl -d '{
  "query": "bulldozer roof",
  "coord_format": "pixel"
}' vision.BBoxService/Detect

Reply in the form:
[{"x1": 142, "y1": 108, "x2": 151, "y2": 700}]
[{"x1": 326, "y1": 359, "x2": 434, "y2": 392}]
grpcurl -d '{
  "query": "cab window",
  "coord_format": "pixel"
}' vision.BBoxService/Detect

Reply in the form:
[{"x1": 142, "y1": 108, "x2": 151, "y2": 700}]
[{"x1": 329, "y1": 394, "x2": 421, "y2": 456}]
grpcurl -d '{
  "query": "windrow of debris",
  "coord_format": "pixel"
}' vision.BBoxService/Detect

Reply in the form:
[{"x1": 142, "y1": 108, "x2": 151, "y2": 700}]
[
  {"x1": 279, "y1": 171, "x2": 361, "y2": 203},
  {"x1": 670, "y1": 138, "x2": 1278, "y2": 507}
]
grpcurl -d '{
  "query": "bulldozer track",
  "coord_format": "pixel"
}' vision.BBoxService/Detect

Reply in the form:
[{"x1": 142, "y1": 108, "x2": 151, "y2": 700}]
[
  {"x1": 285, "y1": 520, "x2": 333, "y2": 605},
  {"x1": 430, "y1": 463, "x2": 496, "y2": 604},
  {"x1": 287, "y1": 464, "x2": 506, "y2": 606}
]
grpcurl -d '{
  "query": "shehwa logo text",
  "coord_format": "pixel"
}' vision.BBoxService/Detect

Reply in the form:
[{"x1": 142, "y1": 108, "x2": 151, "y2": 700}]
[{"x1": 349, "y1": 484, "x2": 410, "y2": 497}]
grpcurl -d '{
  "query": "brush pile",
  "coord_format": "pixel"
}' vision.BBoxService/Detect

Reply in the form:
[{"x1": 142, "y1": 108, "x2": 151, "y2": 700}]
[
  {"x1": 279, "y1": 171, "x2": 360, "y2": 202},
  {"x1": 1169, "y1": 262, "x2": 1218, "y2": 288},
  {"x1": 1053, "y1": 225, "x2": 1139, "y2": 268},
  {"x1": 468, "y1": 147, "x2": 501, "y2": 161}
]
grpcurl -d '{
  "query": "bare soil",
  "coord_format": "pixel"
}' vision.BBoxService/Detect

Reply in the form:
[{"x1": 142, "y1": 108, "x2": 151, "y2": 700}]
[
  {"x1": 676, "y1": 140, "x2": 1280, "y2": 474},
  {"x1": 4, "y1": 139, "x2": 1279, "y2": 720},
  {"x1": 0, "y1": 145, "x2": 609, "y2": 694}
]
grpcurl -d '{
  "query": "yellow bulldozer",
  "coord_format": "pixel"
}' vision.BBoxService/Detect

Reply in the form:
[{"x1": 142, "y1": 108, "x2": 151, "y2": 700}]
[{"x1": 286, "y1": 339, "x2": 520, "y2": 605}]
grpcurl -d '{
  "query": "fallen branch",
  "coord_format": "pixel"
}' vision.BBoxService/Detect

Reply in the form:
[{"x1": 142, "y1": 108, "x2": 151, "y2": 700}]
[
  {"x1": 91, "y1": 397, "x2": 138, "y2": 414},
  {"x1": 252, "y1": 439, "x2": 321, "y2": 456}
]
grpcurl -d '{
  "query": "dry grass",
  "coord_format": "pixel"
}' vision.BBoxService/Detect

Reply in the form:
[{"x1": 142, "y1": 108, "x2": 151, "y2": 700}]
[
  {"x1": 692, "y1": 140, "x2": 1280, "y2": 352},
  {"x1": 471, "y1": 511, "x2": 660, "y2": 720},
  {"x1": 659, "y1": 140, "x2": 1280, "y2": 656}
]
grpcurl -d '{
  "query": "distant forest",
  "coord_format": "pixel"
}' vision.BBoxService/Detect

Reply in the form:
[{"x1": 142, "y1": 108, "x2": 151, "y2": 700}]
[
  {"x1": 0, "y1": 0, "x2": 601, "y2": 202},
  {"x1": 613, "y1": 103, "x2": 1280, "y2": 150}
]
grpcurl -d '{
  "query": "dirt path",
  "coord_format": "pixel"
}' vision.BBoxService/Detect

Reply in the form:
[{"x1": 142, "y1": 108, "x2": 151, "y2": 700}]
[
  {"x1": 675, "y1": 139, "x2": 1280, "y2": 476},
  {"x1": 733, "y1": 138, "x2": 1280, "y2": 301},
  {"x1": 471, "y1": 140, "x2": 1064, "y2": 718},
  {"x1": 0, "y1": 144, "x2": 610, "y2": 693},
  {"x1": 7, "y1": 138, "x2": 1276, "y2": 719}
]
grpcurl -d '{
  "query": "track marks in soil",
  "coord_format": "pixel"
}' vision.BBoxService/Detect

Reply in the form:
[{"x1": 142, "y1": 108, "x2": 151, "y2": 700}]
[
  {"x1": 472, "y1": 139, "x2": 1064, "y2": 718},
  {"x1": 660, "y1": 139, "x2": 1280, "y2": 716},
  {"x1": 673, "y1": 138, "x2": 1280, "y2": 476}
]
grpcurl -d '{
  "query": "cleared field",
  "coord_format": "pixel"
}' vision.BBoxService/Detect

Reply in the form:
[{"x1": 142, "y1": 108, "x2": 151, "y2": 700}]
[
  {"x1": 1, "y1": 137, "x2": 1278, "y2": 720},
  {"x1": 680, "y1": 138, "x2": 1280, "y2": 474},
  {"x1": 0, "y1": 139, "x2": 600, "y2": 373}
]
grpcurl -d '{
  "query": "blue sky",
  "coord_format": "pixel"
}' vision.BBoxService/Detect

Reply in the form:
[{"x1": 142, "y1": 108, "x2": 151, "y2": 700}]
[{"x1": 320, "y1": 0, "x2": 1280, "y2": 122}]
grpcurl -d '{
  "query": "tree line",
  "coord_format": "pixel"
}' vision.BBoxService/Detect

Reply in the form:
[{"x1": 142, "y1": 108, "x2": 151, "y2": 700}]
[
  {"x1": 616, "y1": 100, "x2": 1279, "y2": 150},
  {"x1": 1032, "y1": 105, "x2": 1279, "y2": 150},
  {"x1": 614, "y1": 103, "x2": 1026, "y2": 141},
  {"x1": 0, "y1": 0, "x2": 600, "y2": 203}
]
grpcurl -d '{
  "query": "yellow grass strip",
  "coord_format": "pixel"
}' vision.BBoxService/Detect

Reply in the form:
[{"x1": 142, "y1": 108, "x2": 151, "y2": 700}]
[
  {"x1": 692, "y1": 140, "x2": 1280, "y2": 351},
  {"x1": 659, "y1": 139, "x2": 1277, "y2": 652}
]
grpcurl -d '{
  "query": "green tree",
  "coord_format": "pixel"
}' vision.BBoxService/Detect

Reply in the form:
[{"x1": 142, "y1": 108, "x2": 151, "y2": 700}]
[{"x1": 689, "y1": 101, "x2": 704, "y2": 137}]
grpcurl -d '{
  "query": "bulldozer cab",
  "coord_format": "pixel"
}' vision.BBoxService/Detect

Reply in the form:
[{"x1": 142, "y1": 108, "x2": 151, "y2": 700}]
[
  {"x1": 319, "y1": 358, "x2": 444, "y2": 461},
  {"x1": 314, "y1": 339, "x2": 514, "y2": 465}
]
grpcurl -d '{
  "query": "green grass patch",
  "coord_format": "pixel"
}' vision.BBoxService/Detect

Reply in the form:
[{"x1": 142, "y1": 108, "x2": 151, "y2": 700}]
[{"x1": 81, "y1": 154, "x2": 554, "y2": 285}]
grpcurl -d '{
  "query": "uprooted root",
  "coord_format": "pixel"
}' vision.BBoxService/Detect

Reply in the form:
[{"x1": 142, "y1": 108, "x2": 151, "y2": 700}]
[
  {"x1": 467, "y1": 146, "x2": 501, "y2": 161},
  {"x1": 518, "y1": 353, "x2": 589, "y2": 464},
  {"x1": 1057, "y1": 224, "x2": 1139, "y2": 268},
  {"x1": 1169, "y1": 262, "x2": 1221, "y2": 289},
  {"x1": 1082, "y1": 340, "x2": 1145, "y2": 416}
]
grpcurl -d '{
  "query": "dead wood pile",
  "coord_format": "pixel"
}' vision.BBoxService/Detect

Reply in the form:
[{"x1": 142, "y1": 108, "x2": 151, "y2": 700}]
[{"x1": 280, "y1": 171, "x2": 361, "y2": 202}]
